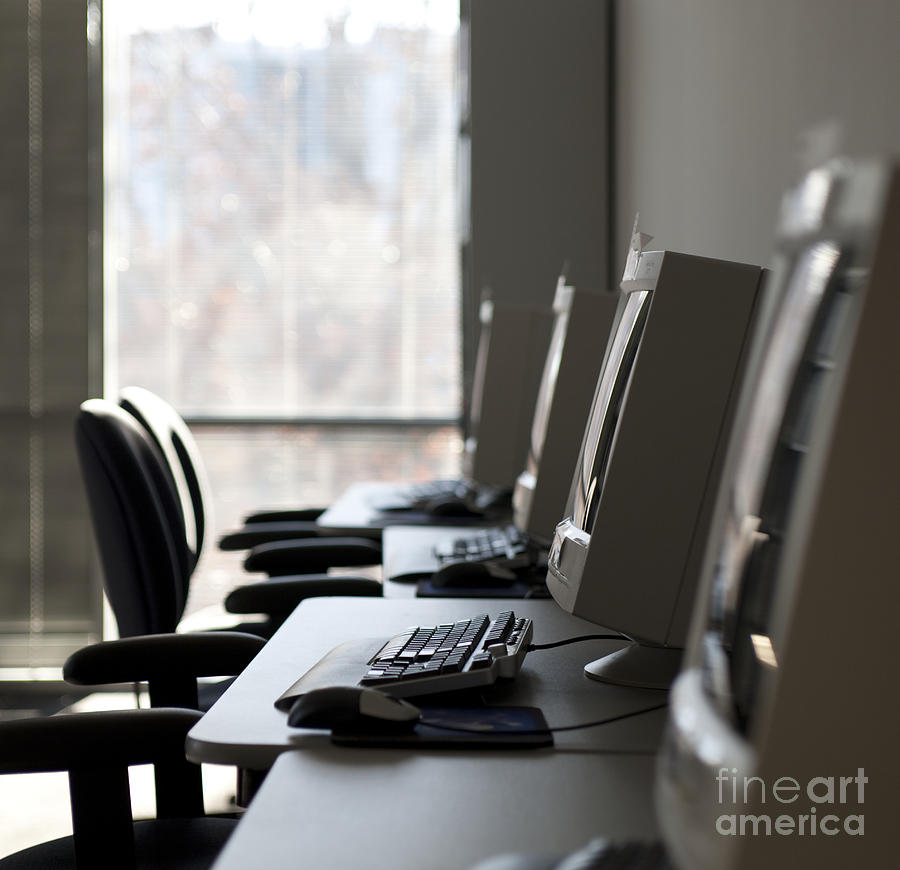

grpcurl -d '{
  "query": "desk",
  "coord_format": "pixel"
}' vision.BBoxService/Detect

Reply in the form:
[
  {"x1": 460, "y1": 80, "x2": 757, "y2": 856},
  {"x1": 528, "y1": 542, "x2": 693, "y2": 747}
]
[
  {"x1": 187, "y1": 597, "x2": 669, "y2": 770},
  {"x1": 191, "y1": 598, "x2": 666, "y2": 869},
  {"x1": 211, "y1": 748, "x2": 660, "y2": 870}
]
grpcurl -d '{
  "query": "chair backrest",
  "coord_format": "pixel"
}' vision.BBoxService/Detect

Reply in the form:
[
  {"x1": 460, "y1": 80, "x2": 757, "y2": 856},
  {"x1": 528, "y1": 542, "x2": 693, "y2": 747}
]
[
  {"x1": 75, "y1": 399, "x2": 190, "y2": 636},
  {"x1": 118, "y1": 386, "x2": 213, "y2": 566}
]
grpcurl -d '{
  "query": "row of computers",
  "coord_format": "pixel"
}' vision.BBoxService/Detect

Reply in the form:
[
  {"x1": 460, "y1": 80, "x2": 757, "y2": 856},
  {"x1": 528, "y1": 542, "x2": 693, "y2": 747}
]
[{"x1": 287, "y1": 157, "x2": 896, "y2": 867}]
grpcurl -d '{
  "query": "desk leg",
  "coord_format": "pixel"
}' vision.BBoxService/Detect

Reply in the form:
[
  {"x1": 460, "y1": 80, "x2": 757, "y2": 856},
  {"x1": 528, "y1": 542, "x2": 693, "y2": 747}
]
[{"x1": 237, "y1": 767, "x2": 269, "y2": 807}]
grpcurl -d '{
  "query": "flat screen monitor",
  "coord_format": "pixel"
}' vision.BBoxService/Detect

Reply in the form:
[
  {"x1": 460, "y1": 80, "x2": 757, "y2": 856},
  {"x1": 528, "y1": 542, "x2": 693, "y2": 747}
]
[
  {"x1": 546, "y1": 247, "x2": 766, "y2": 689},
  {"x1": 657, "y1": 158, "x2": 900, "y2": 870}
]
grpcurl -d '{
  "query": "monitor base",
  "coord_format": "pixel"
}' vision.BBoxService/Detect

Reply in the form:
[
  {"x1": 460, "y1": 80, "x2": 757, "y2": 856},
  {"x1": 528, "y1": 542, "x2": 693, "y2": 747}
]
[{"x1": 583, "y1": 643, "x2": 682, "y2": 690}]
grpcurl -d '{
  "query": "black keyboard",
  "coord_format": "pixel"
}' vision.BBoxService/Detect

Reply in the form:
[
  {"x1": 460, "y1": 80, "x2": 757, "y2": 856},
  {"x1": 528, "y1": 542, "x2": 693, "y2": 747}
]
[
  {"x1": 404, "y1": 479, "x2": 467, "y2": 506},
  {"x1": 374, "y1": 479, "x2": 511, "y2": 514},
  {"x1": 434, "y1": 525, "x2": 532, "y2": 568},
  {"x1": 371, "y1": 479, "x2": 469, "y2": 512},
  {"x1": 359, "y1": 610, "x2": 533, "y2": 698}
]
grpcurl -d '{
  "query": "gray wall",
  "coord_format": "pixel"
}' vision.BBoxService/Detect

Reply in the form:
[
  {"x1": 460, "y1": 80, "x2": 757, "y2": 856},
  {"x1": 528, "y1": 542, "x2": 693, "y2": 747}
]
[
  {"x1": 468, "y1": 0, "x2": 609, "y2": 305},
  {"x1": 614, "y1": 0, "x2": 900, "y2": 270}
]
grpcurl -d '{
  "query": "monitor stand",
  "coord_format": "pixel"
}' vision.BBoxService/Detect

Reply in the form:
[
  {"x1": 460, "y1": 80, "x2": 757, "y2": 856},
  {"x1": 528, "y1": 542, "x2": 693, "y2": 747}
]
[{"x1": 583, "y1": 643, "x2": 682, "y2": 691}]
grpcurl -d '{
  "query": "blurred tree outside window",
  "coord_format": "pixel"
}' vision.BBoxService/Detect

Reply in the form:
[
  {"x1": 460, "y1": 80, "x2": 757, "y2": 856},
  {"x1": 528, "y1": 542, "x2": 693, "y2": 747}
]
[{"x1": 105, "y1": 1, "x2": 461, "y2": 616}]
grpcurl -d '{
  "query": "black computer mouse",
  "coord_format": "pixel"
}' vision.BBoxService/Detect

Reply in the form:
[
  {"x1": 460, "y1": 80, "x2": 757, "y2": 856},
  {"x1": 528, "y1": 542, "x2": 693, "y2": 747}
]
[
  {"x1": 424, "y1": 495, "x2": 483, "y2": 518},
  {"x1": 287, "y1": 686, "x2": 421, "y2": 731},
  {"x1": 430, "y1": 560, "x2": 514, "y2": 589}
]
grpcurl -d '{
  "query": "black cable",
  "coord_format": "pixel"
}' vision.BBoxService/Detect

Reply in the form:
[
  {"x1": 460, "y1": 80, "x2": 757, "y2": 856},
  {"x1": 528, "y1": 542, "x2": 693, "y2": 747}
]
[
  {"x1": 538, "y1": 702, "x2": 668, "y2": 734},
  {"x1": 527, "y1": 633, "x2": 626, "y2": 651},
  {"x1": 417, "y1": 701, "x2": 668, "y2": 737}
]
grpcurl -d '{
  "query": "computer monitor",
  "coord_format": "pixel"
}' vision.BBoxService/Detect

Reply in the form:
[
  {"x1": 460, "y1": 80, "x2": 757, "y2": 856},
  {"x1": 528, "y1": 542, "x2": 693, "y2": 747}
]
[
  {"x1": 511, "y1": 279, "x2": 619, "y2": 542},
  {"x1": 378, "y1": 278, "x2": 616, "y2": 585},
  {"x1": 656, "y1": 158, "x2": 899, "y2": 869},
  {"x1": 463, "y1": 296, "x2": 554, "y2": 488},
  {"x1": 546, "y1": 242, "x2": 766, "y2": 689},
  {"x1": 315, "y1": 293, "x2": 553, "y2": 535}
]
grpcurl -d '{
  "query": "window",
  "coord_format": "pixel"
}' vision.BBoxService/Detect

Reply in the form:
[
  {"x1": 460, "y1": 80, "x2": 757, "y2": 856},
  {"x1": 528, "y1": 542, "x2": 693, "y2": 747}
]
[{"x1": 105, "y1": 1, "x2": 461, "y2": 616}]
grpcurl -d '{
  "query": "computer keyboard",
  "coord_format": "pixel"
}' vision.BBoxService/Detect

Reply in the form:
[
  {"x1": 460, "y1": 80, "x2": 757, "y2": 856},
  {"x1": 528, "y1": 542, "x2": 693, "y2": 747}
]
[
  {"x1": 359, "y1": 610, "x2": 533, "y2": 698},
  {"x1": 434, "y1": 525, "x2": 532, "y2": 569},
  {"x1": 372, "y1": 479, "x2": 511, "y2": 514},
  {"x1": 274, "y1": 610, "x2": 534, "y2": 711},
  {"x1": 403, "y1": 479, "x2": 467, "y2": 506},
  {"x1": 369, "y1": 478, "x2": 468, "y2": 512}
]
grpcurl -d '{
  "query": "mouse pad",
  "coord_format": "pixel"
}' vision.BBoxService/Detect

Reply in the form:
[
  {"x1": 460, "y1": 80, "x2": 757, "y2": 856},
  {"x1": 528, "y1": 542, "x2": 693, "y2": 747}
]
[{"x1": 331, "y1": 705, "x2": 553, "y2": 749}]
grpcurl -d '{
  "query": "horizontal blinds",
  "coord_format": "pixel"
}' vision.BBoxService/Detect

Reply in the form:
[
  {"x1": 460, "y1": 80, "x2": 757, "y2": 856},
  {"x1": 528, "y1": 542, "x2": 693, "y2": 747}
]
[{"x1": 0, "y1": 0, "x2": 103, "y2": 669}]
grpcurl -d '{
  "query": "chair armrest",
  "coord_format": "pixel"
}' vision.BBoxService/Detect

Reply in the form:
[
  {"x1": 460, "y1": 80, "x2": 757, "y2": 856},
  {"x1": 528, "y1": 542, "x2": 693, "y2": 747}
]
[
  {"x1": 63, "y1": 631, "x2": 265, "y2": 688},
  {"x1": 0, "y1": 708, "x2": 202, "y2": 774},
  {"x1": 0, "y1": 708, "x2": 209, "y2": 842},
  {"x1": 243, "y1": 537, "x2": 382, "y2": 576},
  {"x1": 224, "y1": 575, "x2": 383, "y2": 618},
  {"x1": 218, "y1": 520, "x2": 322, "y2": 551},
  {"x1": 242, "y1": 507, "x2": 324, "y2": 524}
]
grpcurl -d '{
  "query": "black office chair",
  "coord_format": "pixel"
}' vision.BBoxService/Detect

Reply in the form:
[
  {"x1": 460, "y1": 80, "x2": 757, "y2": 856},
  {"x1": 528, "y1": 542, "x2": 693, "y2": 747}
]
[
  {"x1": 75, "y1": 399, "x2": 382, "y2": 643},
  {"x1": 117, "y1": 386, "x2": 383, "y2": 568},
  {"x1": 0, "y1": 708, "x2": 236, "y2": 870}
]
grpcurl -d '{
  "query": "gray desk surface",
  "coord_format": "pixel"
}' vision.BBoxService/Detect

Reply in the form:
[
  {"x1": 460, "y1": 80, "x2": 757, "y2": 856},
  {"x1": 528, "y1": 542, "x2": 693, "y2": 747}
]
[
  {"x1": 211, "y1": 748, "x2": 660, "y2": 870},
  {"x1": 187, "y1": 597, "x2": 669, "y2": 770},
  {"x1": 316, "y1": 481, "x2": 505, "y2": 537}
]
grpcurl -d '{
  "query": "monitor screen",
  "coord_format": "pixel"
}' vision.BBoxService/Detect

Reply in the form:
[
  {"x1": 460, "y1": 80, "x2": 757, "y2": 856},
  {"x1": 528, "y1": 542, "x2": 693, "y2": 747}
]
[
  {"x1": 465, "y1": 297, "x2": 494, "y2": 446},
  {"x1": 523, "y1": 283, "x2": 572, "y2": 479},
  {"x1": 571, "y1": 289, "x2": 651, "y2": 532},
  {"x1": 701, "y1": 242, "x2": 854, "y2": 730}
]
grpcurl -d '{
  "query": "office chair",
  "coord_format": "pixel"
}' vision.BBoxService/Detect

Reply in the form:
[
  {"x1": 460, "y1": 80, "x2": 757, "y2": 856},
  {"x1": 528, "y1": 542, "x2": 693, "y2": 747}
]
[
  {"x1": 117, "y1": 386, "x2": 383, "y2": 569},
  {"x1": 75, "y1": 399, "x2": 382, "y2": 644},
  {"x1": 60, "y1": 631, "x2": 265, "y2": 813},
  {"x1": 0, "y1": 707, "x2": 236, "y2": 869}
]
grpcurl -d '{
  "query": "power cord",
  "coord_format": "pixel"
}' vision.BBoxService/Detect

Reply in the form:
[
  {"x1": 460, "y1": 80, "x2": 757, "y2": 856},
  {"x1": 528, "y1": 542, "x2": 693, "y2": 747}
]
[
  {"x1": 527, "y1": 633, "x2": 627, "y2": 651},
  {"x1": 414, "y1": 633, "x2": 662, "y2": 735}
]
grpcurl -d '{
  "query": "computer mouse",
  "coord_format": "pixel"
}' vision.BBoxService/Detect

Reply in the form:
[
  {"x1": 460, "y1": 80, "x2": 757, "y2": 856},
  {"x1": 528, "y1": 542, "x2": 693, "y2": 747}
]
[
  {"x1": 473, "y1": 486, "x2": 513, "y2": 512},
  {"x1": 424, "y1": 495, "x2": 483, "y2": 518},
  {"x1": 287, "y1": 686, "x2": 421, "y2": 731},
  {"x1": 430, "y1": 560, "x2": 514, "y2": 589}
]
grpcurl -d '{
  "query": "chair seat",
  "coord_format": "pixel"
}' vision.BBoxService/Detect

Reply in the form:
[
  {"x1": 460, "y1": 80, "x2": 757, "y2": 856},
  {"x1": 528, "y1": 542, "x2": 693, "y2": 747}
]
[{"x1": 0, "y1": 817, "x2": 238, "y2": 870}]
